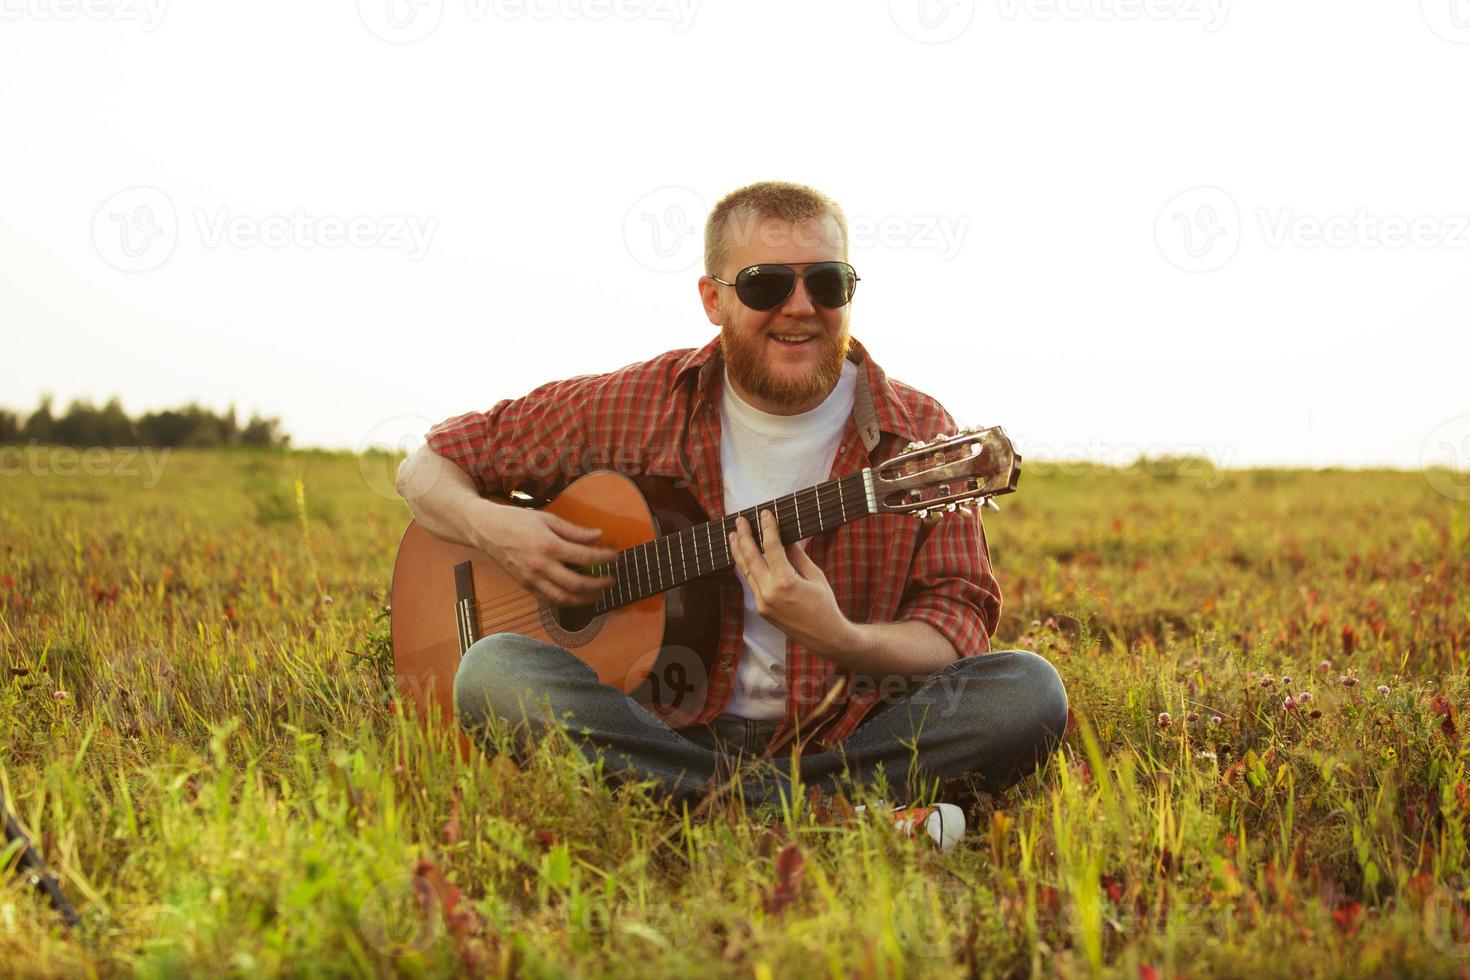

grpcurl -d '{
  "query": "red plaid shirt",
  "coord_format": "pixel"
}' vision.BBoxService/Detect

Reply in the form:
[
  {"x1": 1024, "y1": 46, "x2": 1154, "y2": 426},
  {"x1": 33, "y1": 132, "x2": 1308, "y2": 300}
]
[{"x1": 424, "y1": 334, "x2": 1002, "y2": 756}]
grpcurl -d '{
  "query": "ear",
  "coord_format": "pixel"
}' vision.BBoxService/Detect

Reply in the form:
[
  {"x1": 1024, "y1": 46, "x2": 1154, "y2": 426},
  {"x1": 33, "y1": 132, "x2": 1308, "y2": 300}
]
[{"x1": 698, "y1": 275, "x2": 724, "y2": 326}]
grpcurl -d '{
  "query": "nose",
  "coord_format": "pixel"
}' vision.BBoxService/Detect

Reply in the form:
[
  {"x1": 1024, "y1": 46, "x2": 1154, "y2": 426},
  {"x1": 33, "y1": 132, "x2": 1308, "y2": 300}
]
[{"x1": 778, "y1": 271, "x2": 817, "y2": 317}]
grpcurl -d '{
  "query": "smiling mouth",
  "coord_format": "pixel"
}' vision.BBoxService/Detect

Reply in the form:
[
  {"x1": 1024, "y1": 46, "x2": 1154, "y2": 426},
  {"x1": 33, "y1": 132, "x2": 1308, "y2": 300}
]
[{"x1": 769, "y1": 333, "x2": 817, "y2": 346}]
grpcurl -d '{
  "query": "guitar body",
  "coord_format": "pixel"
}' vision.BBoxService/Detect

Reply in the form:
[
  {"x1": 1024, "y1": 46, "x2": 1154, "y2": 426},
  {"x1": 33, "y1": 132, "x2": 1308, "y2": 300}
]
[{"x1": 390, "y1": 470, "x2": 723, "y2": 740}]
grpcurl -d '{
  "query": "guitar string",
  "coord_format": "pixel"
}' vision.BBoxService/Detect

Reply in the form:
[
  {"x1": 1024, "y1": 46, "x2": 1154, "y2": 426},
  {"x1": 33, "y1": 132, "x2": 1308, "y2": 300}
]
[
  {"x1": 466, "y1": 474, "x2": 870, "y2": 621},
  {"x1": 466, "y1": 474, "x2": 890, "y2": 629}
]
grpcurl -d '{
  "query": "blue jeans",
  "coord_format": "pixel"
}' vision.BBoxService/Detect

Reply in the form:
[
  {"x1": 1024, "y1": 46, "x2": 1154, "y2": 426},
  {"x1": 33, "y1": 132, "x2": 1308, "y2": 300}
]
[{"x1": 453, "y1": 633, "x2": 1069, "y2": 810}]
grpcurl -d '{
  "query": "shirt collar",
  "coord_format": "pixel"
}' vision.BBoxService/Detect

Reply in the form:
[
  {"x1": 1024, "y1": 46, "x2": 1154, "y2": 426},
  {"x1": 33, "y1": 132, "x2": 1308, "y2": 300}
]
[{"x1": 670, "y1": 333, "x2": 920, "y2": 452}]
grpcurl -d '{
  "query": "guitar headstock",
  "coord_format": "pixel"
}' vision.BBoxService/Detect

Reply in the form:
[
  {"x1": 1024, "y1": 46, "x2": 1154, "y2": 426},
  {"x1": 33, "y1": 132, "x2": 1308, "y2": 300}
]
[{"x1": 874, "y1": 425, "x2": 1021, "y2": 522}]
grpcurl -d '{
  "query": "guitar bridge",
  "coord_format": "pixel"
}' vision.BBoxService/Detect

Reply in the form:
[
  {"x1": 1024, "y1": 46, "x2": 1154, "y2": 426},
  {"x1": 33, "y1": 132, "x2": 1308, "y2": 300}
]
[{"x1": 454, "y1": 561, "x2": 481, "y2": 654}]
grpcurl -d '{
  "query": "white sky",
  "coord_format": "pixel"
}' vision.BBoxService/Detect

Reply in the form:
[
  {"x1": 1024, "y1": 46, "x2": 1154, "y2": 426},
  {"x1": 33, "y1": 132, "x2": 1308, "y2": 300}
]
[{"x1": 2, "y1": 0, "x2": 1467, "y2": 469}]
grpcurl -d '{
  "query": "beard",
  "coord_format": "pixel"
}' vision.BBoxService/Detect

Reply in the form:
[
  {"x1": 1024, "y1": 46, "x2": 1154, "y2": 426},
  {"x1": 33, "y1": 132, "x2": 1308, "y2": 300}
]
[{"x1": 719, "y1": 315, "x2": 852, "y2": 411}]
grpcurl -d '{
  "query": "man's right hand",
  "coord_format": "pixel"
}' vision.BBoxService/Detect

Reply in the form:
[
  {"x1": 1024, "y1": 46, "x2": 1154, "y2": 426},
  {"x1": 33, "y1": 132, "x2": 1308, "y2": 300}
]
[{"x1": 471, "y1": 502, "x2": 618, "y2": 608}]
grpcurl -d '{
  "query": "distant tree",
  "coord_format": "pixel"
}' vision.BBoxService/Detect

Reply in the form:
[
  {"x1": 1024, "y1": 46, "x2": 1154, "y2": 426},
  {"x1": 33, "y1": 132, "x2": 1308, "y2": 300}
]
[
  {"x1": 3, "y1": 395, "x2": 290, "y2": 448},
  {"x1": 21, "y1": 395, "x2": 55, "y2": 443}
]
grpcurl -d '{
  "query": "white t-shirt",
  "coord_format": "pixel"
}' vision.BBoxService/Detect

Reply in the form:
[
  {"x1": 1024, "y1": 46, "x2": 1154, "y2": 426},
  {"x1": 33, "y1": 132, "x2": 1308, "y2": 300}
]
[{"x1": 719, "y1": 359, "x2": 858, "y2": 720}]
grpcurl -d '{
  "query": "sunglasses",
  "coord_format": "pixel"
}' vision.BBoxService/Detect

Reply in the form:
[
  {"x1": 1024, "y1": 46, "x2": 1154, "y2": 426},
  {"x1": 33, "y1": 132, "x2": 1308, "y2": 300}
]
[{"x1": 708, "y1": 261, "x2": 860, "y2": 311}]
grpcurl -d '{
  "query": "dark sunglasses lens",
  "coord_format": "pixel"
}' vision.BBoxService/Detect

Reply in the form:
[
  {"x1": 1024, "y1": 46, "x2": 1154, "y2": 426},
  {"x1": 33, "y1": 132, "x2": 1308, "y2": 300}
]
[
  {"x1": 805, "y1": 263, "x2": 856, "y2": 308},
  {"x1": 736, "y1": 266, "x2": 795, "y2": 310}
]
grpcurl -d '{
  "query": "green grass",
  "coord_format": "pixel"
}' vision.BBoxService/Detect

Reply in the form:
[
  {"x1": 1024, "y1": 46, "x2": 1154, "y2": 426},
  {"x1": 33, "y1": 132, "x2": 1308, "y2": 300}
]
[{"x1": 3, "y1": 448, "x2": 1469, "y2": 976}]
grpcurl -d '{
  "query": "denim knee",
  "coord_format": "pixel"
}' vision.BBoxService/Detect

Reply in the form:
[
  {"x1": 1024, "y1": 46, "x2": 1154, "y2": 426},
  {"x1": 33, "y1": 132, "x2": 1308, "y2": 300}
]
[
  {"x1": 1012, "y1": 650, "x2": 1069, "y2": 746},
  {"x1": 453, "y1": 632, "x2": 547, "y2": 729}
]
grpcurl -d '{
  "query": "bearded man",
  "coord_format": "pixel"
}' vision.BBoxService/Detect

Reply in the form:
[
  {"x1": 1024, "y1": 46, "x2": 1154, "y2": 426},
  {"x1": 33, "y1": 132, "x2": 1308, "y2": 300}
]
[{"x1": 395, "y1": 181, "x2": 1068, "y2": 830}]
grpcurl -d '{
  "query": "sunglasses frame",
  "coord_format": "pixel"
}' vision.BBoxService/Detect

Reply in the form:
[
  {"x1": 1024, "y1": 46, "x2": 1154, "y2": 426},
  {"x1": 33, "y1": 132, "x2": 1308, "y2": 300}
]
[{"x1": 707, "y1": 261, "x2": 861, "y2": 311}]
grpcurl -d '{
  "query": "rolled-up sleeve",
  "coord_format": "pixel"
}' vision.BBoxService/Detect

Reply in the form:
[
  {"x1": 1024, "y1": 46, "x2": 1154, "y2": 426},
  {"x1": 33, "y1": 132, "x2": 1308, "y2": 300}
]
[
  {"x1": 894, "y1": 506, "x2": 1003, "y2": 658},
  {"x1": 424, "y1": 375, "x2": 598, "y2": 501}
]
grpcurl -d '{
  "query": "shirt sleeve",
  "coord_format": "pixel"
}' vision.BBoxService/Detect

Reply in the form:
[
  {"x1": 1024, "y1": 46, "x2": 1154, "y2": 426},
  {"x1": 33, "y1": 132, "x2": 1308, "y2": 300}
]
[
  {"x1": 894, "y1": 505, "x2": 1003, "y2": 658},
  {"x1": 424, "y1": 374, "x2": 600, "y2": 502}
]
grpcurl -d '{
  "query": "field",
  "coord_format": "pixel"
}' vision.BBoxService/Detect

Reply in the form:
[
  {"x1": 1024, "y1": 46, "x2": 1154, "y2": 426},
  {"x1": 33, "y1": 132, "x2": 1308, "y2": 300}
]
[{"x1": 3, "y1": 448, "x2": 1469, "y2": 977}]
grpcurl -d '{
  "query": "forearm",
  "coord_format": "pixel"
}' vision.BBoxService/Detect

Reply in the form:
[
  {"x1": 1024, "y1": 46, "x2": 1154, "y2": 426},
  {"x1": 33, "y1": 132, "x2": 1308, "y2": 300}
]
[
  {"x1": 395, "y1": 445, "x2": 501, "y2": 550},
  {"x1": 821, "y1": 618, "x2": 958, "y2": 683}
]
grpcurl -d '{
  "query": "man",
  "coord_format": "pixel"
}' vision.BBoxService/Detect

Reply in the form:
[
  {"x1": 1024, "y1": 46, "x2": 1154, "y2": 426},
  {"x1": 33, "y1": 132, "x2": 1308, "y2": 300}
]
[{"x1": 395, "y1": 180, "x2": 1068, "y2": 821}]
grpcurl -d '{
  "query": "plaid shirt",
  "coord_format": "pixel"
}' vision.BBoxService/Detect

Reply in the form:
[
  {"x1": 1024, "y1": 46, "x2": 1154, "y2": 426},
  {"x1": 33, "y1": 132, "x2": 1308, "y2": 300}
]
[{"x1": 424, "y1": 334, "x2": 1002, "y2": 756}]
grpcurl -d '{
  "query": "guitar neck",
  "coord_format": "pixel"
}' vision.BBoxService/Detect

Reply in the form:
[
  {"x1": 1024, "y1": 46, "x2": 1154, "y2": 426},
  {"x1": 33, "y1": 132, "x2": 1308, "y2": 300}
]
[{"x1": 591, "y1": 469, "x2": 874, "y2": 614}]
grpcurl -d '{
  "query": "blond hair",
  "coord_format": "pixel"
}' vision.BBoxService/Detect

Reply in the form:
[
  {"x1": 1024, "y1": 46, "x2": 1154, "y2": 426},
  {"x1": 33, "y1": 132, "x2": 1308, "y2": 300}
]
[{"x1": 703, "y1": 180, "x2": 849, "y2": 277}]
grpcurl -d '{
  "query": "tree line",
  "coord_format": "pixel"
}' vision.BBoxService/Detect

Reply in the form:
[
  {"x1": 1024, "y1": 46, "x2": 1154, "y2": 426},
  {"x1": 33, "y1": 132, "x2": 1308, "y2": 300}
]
[{"x1": 0, "y1": 396, "x2": 290, "y2": 448}]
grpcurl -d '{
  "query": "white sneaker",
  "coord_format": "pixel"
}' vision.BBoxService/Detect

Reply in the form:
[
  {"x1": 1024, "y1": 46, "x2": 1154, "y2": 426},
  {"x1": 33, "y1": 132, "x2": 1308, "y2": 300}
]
[{"x1": 855, "y1": 801, "x2": 966, "y2": 853}]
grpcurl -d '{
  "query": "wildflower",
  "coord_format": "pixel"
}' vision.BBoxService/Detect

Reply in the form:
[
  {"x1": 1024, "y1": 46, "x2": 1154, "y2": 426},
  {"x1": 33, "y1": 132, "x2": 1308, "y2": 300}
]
[
  {"x1": 1044, "y1": 617, "x2": 1058, "y2": 630},
  {"x1": 52, "y1": 690, "x2": 68, "y2": 701},
  {"x1": 1209, "y1": 715, "x2": 1223, "y2": 726},
  {"x1": 1319, "y1": 659, "x2": 1332, "y2": 672},
  {"x1": 1298, "y1": 691, "x2": 1312, "y2": 704},
  {"x1": 1158, "y1": 711, "x2": 1173, "y2": 728},
  {"x1": 1340, "y1": 675, "x2": 1358, "y2": 687},
  {"x1": 1283, "y1": 695, "x2": 1298, "y2": 711},
  {"x1": 1196, "y1": 750, "x2": 1217, "y2": 762},
  {"x1": 1260, "y1": 676, "x2": 1275, "y2": 688},
  {"x1": 1186, "y1": 712, "x2": 1200, "y2": 724},
  {"x1": 322, "y1": 596, "x2": 334, "y2": 607},
  {"x1": 1282, "y1": 675, "x2": 1293, "y2": 686},
  {"x1": 1031, "y1": 619, "x2": 1041, "y2": 628},
  {"x1": 1376, "y1": 685, "x2": 1390, "y2": 696}
]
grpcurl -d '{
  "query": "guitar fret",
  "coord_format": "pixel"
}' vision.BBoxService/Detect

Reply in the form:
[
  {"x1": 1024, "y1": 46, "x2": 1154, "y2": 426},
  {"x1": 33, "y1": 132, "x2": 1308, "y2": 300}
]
[
  {"x1": 678, "y1": 530, "x2": 687, "y2": 581},
  {"x1": 794, "y1": 491, "x2": 801, "y2": 539},
  {"x1": 838, "y1": 478, "x2": 847, "y2": 522}
]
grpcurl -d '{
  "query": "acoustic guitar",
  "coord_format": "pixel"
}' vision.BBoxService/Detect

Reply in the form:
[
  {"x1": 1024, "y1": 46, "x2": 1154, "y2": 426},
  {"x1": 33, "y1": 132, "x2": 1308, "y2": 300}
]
[{"x1": 390, "y1": 426, "x2": 1021, "y2": 737}]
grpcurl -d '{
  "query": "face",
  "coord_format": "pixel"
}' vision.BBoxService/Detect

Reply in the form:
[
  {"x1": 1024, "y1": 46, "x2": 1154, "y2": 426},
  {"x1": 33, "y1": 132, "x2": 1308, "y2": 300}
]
[{"x1": 698, "y1": 213, "x2": 852, "y2": 415}]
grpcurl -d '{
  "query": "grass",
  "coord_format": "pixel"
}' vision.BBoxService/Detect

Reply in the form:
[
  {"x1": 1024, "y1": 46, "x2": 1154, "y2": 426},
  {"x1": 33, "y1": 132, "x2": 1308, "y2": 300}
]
[{"x1": 2, "y1": 448, "x2": 1469, "y2": 976}]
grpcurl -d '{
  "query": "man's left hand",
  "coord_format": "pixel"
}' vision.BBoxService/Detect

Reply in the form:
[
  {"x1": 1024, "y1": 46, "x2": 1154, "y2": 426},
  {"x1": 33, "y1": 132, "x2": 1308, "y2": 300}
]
[{"x1": 727, "y1": 509, "x2": 856, "y2": 660}]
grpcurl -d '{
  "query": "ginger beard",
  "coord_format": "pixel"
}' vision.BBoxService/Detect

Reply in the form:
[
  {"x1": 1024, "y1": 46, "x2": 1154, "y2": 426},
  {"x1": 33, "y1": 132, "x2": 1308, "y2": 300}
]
[{"x1": 719, "y1": 314, "x2": 851, "y2": 411}]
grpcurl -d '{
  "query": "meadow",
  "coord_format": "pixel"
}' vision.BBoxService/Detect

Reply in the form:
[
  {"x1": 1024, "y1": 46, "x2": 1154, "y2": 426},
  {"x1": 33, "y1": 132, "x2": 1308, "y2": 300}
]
[{"x1": 2, "y1": 447, "x2": 1469, "y2": 977}]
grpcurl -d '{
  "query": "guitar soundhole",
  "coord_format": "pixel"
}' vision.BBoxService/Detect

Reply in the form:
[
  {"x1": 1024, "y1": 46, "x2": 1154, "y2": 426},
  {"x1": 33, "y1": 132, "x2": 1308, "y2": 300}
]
[{"x1": 552, "y1": 604, "x2": 597, "y2": 633}]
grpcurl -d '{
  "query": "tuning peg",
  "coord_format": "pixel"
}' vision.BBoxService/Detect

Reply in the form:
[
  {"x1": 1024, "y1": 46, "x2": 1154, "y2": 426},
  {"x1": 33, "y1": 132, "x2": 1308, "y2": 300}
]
[
  {"x1": 922, "y1": 509, "x2": 944, "y2": 526},
  {"x1": 983, "y1": 497, "x2": 1000, "y2": 512}
]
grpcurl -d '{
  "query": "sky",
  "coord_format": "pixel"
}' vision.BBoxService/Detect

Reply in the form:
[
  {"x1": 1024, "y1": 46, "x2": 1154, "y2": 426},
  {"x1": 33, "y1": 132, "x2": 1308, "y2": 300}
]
[{"x1": 1, "y1": 0, "x2": 1467, "y2": 471}]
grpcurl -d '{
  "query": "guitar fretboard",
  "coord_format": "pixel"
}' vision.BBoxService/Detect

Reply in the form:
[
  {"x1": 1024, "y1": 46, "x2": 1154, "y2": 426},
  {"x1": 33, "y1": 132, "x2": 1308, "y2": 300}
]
[{"x1": 588, "y1": 469, "x2": 873, "y2": 614}]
